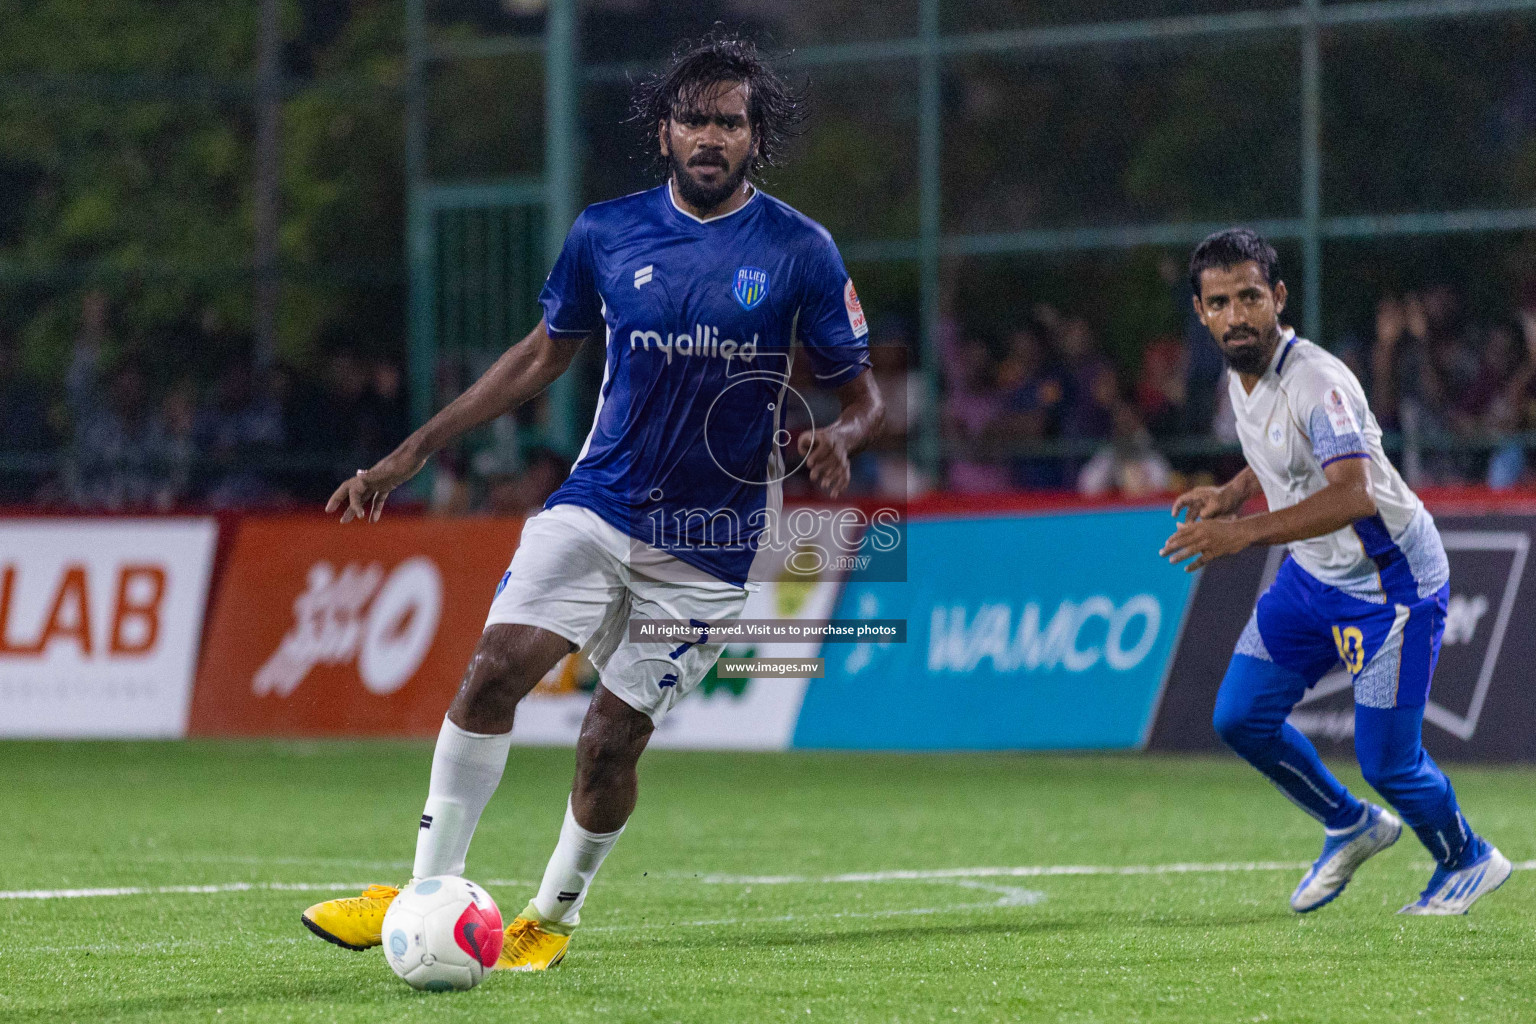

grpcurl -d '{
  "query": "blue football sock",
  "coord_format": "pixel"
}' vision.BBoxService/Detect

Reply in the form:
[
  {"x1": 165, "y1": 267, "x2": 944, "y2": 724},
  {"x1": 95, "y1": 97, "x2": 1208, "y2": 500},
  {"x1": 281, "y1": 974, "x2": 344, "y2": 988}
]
[
  {"x1": 1355, "y1": 703, "x2": 1473, "y2": 867},
  {"x1": 1214, "y1": 654, "x2": 1365, "y2": 829}
]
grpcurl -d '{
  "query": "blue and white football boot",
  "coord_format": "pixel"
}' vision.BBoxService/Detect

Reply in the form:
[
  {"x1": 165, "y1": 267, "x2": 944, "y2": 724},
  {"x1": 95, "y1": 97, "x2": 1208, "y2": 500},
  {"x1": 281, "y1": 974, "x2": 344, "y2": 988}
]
[
  {"x1": 1290, "y1": 804, "x2": 1402, "y2": 913},
  {"x1": 1398, "y1": 838, "x2": 1512, "y2": 915}
]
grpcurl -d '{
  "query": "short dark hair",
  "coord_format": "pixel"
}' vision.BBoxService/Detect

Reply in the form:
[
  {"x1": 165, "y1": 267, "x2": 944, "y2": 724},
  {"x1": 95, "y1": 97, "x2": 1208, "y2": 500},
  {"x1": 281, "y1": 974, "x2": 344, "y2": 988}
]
[
  {"x1": 1189, "y1": 228, "x2": 1282, "y2": 298},
  {"x1": 631, "y1": 29, "x2": 808, "y2": 179}
]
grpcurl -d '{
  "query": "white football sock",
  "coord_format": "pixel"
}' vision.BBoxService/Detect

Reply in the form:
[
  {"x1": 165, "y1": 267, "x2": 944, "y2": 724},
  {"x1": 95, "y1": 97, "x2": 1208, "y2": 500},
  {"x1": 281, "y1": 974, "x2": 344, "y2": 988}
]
[
  {"x1": 412, "y1": 717, "x2": 514, "y2": 879},
  {"x1": 530, "y1": 799, "x2": 625, "y2": 926}
]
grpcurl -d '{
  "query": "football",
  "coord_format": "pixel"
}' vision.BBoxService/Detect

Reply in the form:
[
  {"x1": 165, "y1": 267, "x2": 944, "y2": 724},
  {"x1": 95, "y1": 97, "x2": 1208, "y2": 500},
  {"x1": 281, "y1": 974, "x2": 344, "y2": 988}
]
[{"x1": 381, "y1": 876, "x2": 504, "y2": 991}]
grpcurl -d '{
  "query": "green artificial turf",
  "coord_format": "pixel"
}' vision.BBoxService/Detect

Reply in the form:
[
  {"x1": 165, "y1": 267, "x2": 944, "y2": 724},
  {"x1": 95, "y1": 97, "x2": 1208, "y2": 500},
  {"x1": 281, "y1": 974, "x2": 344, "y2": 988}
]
[{"x1": 2, "y1": 741, "x2": 1532, "y2": 1022}]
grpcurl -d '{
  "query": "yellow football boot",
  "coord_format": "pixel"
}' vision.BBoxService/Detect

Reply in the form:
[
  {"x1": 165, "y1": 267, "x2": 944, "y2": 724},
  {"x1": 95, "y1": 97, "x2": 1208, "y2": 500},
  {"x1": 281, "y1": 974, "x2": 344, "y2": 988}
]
[
  {"x1": 494, "y1": 903, "x2": 575, "y2": 971},
  {"x1": 301, "y1": 884, "x2": 400, "y2": 950}
]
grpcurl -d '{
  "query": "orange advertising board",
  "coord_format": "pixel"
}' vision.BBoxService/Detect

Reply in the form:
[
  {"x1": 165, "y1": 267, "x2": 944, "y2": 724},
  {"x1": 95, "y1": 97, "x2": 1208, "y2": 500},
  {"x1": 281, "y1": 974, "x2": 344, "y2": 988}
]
[{"x1": 190, "y1": 515, "x2": 525, "y2": 736}]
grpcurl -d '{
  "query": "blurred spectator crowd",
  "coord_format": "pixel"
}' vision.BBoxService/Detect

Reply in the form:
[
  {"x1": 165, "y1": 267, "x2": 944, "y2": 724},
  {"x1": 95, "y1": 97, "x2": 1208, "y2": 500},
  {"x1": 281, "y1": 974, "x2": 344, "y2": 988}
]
[
  {"x1": 0, "y1": 292, "x2": 412, "y2": 510},
  {"x1": 936, "y1": 303, "x2": 1181, "y2": 500},
  {"x1": 4, "y1": 278, "x2": 1536, "y2": 512},
  {"x1": 925, "y1": 273, "x2": 1536, "y2": 499},
  {"x1": 1353, "y1": 286, "x2": 1536, "y2": 489}
]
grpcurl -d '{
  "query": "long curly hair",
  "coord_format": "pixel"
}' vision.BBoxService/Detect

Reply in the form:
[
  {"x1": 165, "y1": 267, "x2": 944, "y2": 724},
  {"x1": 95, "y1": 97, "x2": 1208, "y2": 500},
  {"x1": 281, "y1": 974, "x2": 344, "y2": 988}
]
[{"x1": 630, "y1": 29, "x2": 809, "y2": 181}]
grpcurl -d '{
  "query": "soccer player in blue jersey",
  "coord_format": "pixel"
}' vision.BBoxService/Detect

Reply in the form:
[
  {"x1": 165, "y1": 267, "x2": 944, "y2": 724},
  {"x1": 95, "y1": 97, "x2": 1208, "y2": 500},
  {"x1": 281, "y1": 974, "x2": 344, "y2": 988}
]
[
  {"x1": 302, "y1": 35, "x2": 884, "y2": 967},
  {"x1": 1162, "y1": 229, "x2": 1508, "y2": 916}
]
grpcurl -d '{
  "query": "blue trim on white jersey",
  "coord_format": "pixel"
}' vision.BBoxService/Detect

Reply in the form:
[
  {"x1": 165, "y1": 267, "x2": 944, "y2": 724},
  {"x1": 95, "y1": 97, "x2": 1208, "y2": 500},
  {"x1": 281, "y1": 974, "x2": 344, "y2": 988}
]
[
  {"x1": 1274, "y1": 336, "x2": 1298, "y2": 376},
  {"x1": 1308, "y1": 405, "x2": 1369, "y2": 466},
  {"x1": 1351, "y1": 514, "x2": 1419, "y2": 605}
]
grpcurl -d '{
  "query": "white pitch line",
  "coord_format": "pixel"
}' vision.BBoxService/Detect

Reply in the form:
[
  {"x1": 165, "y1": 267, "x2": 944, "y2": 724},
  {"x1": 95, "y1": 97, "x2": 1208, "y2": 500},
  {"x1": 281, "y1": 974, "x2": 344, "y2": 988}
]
[
  {"x1": 695, "y1": 862, "x2": 1307, "y2": 884},
  {"x1": 20, "y1": 903, "x2": 1027, "y2": 954},
  {"x1": 134, "y1": 853, "x2": 417, "y2": 871},
  {"x1": 0, "y1": 881, "x2": 368, "y2": 901},
  {"x1": 693, "y1": 859, "x2": 1536, "y2": 885},
  {"x1": 23, "y1": 936, "x2": 311, "y2": 956},
  {"x1": 584, "y1": 900, "x2": 1032, "y2": 933},
  {"x1": 5, "y1": 860, "x2": 1532, "y2": 902}
]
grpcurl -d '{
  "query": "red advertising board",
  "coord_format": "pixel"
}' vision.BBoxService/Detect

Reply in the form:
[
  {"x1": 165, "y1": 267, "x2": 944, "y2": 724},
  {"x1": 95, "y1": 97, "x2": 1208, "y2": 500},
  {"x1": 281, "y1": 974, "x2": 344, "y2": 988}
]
[{"x1": 190, "y1": 516, "x2": 524, "y2": 736}]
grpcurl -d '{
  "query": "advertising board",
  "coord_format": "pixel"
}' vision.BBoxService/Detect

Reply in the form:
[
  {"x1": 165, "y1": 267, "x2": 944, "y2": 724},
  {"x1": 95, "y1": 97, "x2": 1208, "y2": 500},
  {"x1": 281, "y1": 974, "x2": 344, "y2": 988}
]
[
  {"x1": 191, "y1": 516, "x2": 521, "y2": 736},
  {"x1": 1148, "y1": 514, "x2": 1536, "y2": 761},
  {"x1": 0, "y1": 518, "x2": 216, "y2": 737},
  {"x1": 792, "y1": 509, "x2": 1197, "y2": 749}
]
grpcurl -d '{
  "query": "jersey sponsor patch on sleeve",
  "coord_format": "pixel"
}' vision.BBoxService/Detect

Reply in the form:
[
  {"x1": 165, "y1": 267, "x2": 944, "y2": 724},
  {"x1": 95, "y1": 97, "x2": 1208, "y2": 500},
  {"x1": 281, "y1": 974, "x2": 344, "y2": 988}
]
[
  {"x1": 1324, "y1": 387, "x2": 1360, "y2": 436},
  {"x1": 843, "y1": 278, "x2": 868, "y2": 338}
]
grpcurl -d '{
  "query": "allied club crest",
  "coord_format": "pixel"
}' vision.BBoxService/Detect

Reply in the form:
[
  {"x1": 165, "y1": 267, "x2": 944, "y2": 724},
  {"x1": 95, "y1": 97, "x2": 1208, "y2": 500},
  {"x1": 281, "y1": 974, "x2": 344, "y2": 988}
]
[{"x1": 732, "y1": 266, "x2": 769, "y2": 311}]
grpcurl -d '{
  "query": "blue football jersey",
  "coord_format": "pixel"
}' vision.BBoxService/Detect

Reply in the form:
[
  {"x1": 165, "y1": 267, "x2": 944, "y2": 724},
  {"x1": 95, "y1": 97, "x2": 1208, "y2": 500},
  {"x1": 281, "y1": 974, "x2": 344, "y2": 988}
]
[{"x1": 539, "y1": 183, "x2": 871, "y2": 586}]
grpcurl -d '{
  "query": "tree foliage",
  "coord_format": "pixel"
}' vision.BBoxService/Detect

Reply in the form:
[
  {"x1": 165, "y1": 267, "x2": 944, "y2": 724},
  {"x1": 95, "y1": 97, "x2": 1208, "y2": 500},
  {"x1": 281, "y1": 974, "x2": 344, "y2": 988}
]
[
  {"x1": 1, "y1": 0, "x2": 1532, "y2": 389},
  {"x1": 0, "y1": 0, "x2": 406, "y2": 381}
]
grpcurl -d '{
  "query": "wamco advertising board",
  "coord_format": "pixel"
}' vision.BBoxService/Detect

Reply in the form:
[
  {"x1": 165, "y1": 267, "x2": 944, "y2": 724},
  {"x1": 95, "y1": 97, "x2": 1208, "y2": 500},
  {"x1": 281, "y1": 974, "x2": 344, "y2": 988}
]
[{"x1": 792, "y1": 508, "x2": 1197, "y2": 749}]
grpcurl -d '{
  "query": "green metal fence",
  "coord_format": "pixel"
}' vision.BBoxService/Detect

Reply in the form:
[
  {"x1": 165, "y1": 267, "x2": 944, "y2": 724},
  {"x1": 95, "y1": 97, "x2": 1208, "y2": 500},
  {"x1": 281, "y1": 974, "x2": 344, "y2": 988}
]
[
  {"x1": 407, "y1": 0, "x2": 1536, "y2": 478},
  {"x1": 406, "y1": 0, "x2": 579, "y2": 453},
  {"x1": 8, "y1": 3, "x2": 1528, "y2": 489}
]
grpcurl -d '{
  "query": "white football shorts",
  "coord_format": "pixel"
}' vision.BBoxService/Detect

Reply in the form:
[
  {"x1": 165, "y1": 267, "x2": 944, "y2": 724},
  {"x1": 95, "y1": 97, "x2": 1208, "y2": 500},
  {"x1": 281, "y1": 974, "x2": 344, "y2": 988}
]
[{"x1": 484, "y1": 503, "x2": 748, "y2": 724}]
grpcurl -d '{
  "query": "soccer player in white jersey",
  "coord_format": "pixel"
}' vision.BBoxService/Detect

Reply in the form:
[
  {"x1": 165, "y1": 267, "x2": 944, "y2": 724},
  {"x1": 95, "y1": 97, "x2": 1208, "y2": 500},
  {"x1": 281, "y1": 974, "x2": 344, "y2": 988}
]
[
  {"x1": 300, "y1": 34, "x2": 883, "y2": 967},
  {"x1": 1162, "y1": 229, "x2": 1508, "y2": 915}
]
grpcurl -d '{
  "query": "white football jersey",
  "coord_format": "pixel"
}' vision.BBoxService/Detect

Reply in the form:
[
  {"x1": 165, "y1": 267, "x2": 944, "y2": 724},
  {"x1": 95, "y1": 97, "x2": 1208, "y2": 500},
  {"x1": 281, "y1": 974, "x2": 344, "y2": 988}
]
[{"x1": 1228, "y1": 328, "x2": 1448, "y2": 603}]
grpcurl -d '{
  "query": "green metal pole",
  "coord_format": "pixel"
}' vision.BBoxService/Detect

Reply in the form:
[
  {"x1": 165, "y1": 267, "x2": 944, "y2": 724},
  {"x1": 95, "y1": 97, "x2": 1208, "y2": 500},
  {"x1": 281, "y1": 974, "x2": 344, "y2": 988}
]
[
  {"x1": 543, "y1": 0, "x2": 580, "y2": 455},
  {"x1": 1301, "y1": 0, "x2": 1323, "y2": 341},
  {"x1": 405, "y1": 0, "x2": 435, "y2": 433},
  {"x1": 253, "y1": 0, "x2": 281, "y2": 373},
  {"x1": 916, "y1": 0, "x2": 943, "y2": 484}
]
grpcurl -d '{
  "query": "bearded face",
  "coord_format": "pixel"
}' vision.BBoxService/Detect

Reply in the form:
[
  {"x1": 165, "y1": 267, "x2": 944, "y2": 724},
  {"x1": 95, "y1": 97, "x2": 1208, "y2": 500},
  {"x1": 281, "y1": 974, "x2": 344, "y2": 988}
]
[
  {"x1": 669, "y1": 140, "x2": 750, "y2": 212},
  {"x1": 661, "y1": 80, "x2": 757, "y2": 215},
  {"x1": 1194, "y1": 262, "x2": 1288, "y2": 378},
  {"x1": 1217, "y1": 322, "x2": 1276, "y2": 375}
]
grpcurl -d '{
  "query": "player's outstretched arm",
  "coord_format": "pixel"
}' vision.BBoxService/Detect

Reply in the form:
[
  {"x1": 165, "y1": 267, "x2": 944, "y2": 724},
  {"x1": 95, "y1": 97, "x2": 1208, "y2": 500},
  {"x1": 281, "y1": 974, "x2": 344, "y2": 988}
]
[
  {"x1": 796, "y1": 369, "x2": 884, "y2": 499},
  {"x1": 1161, "y1": 457, "x2": 1375, "y2": 571},
  {"x1": 1223, "y1": 456, "x2": 1375, "y2": 548},
  {"x1": 1170, "y1": 466, "x2": 1260, "y2": 522},
  {"x1": 327, "y1": 319, "x2": 587, "y2": 523}
]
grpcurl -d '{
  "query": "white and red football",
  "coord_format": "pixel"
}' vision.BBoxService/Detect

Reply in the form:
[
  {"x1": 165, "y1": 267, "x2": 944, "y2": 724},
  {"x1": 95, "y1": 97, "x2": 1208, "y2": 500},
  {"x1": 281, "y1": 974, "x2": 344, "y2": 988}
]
[{"x1": 381, "y1": 875, "x2": 503, "y2": 991}]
